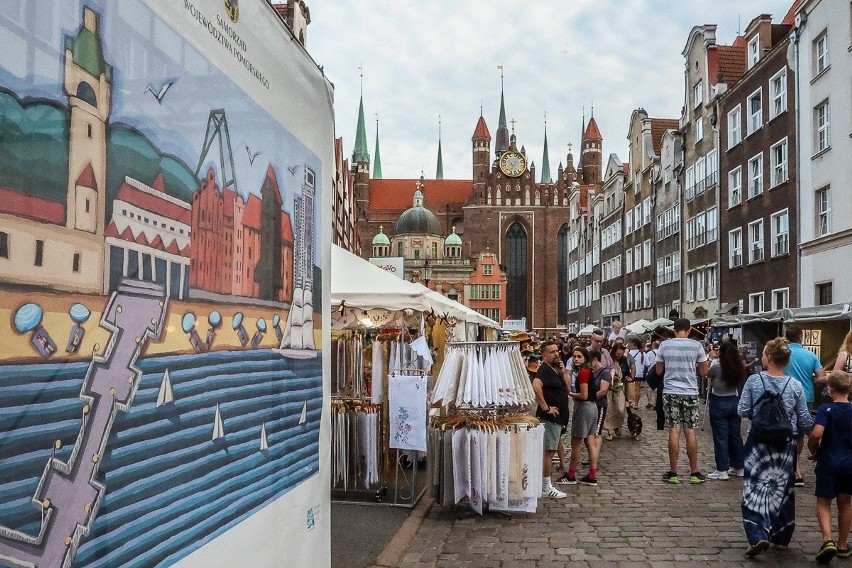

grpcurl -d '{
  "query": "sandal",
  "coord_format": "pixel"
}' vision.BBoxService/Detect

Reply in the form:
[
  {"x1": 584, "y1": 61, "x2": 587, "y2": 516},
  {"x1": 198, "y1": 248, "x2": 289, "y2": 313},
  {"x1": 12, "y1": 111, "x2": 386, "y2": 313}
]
[
  {"x1": 817, "y1": 540, "x2": 838, "y2": 564},
  {"x1": 745, "y1": 540, "x2": 769, "y2": 557},
  {"x1": 836, "y1": 547, "x2": 852, "y2": 558}
]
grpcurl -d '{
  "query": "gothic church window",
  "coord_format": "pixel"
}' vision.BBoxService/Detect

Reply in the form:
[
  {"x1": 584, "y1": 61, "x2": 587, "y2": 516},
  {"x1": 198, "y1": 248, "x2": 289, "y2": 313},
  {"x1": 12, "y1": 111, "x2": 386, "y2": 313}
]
[{"x1": 505, "y1": 222, "x2": 528, "y2": 320}]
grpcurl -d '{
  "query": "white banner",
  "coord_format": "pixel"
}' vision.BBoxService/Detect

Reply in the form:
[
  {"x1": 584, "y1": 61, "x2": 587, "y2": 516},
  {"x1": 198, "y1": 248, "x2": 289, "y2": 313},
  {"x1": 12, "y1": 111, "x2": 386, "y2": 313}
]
[{"x1": 369, "y1": 256, "x2": 405, "y2": 278}]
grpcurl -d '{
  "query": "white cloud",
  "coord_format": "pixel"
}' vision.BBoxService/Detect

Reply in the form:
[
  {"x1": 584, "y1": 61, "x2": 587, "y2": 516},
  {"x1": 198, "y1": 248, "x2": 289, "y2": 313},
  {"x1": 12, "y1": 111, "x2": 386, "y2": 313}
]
[{"x1": 308, "y1": 0, "x2": 794, "y2": 180}]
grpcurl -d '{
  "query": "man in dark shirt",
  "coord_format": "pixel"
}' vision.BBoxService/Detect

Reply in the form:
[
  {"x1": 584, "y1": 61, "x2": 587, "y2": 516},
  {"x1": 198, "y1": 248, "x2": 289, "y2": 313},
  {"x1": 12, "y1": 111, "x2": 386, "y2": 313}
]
[{"x1": 533, "y1": 341, "x2": 571, "y2": 498}]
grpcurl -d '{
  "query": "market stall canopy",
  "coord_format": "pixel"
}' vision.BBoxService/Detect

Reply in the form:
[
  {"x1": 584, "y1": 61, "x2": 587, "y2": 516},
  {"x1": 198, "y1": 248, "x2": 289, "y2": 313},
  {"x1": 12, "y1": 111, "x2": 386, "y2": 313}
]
[
  {"x1": 578, "y1": 324, "x2": 597, "y2": 337},
  {"x1": 331, "y1": 245, "x2": 432, "y2": 312},
  {"x1": 789, "y1": 303, "x2": 852, "y2": 323},
  {"x1": 713, "y1": 308, "x2": 794, "y2": 328},
  {"x1": 625, "y1": 319, "x2": 652, "y2": 334},
  {"x1": 422, "y1": 288, "x2": 501, "y2": 329},
  {"x1": 646, "y1": 317, "x2": 674, "y2": 330}
]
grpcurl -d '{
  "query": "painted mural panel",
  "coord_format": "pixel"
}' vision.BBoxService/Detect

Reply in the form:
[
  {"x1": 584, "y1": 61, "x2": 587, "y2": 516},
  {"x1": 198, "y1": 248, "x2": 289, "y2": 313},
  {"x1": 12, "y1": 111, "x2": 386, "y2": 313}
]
[{"x1": 0, "y1": 1, "x2": 330, "y2": 566}]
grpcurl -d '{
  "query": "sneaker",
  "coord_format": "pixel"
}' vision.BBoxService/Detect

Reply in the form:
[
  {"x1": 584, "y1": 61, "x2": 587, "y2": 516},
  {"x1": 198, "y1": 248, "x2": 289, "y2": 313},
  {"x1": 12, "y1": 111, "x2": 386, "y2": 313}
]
[
  {"x1": 554, "y1": 473, "x2": 577, "y2": 485},
  {"x1": 728, "y1": 468, "x2": 745, "y2": 477},
  {"x1": 707, "y1": 470, "x2": 729, "y2": 480},
  {"x1": 690, "y1": 471, "x2": 707, "y2": 484},
  {"x1": 579, "y1": 475, "x2": 598, "y2": 486},
  {"x1": 794, "y1": 477, "x2": 805, "y2": 487},
  {"x1": 662, "y1": 471, "x2": 680, "y2": 484},
  {"x1": 542, "y1": 486, "x2": 567, "y2": 499}
]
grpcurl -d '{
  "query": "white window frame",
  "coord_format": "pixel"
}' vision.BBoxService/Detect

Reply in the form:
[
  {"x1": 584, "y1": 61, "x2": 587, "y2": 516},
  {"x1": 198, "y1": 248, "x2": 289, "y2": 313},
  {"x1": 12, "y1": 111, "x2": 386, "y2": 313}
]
[
  {"x1": 686, "y1": 271, "x2": 695, "y2": 302},
  {"x1": 772, "y1": 287, "x2": 790, "y2": 310},
  {"x1": 706, "y1": 266, "x2": 718, "y2": 299},
  {"x1": 695, "y1": 116, "x2": 703, "y2": 142},
  {"x1": 816, "y1": 100, "x2": 830, "y2": 152},
  {"x1": 634, "y1": 244, "x2": 641, "y2": 269},
  {"x1": 816, "y1": 186, "x2": 831, "y2": 236},
  {"x1": 626, "y1": 287, "x2": 633, "y2": 311},
  {"x1": 769, "y1": 67, "x2": 787, "y2": 119},
  {"x1": 695, "y1": 157, "x2": 706, "y2": 195},
  {"x1": 706, "y1": 149, "x2": 718, "y2": 188},
  {"x1": 748, "y1": 88, "x2": 762, "y2": 136},
  {"x1": 748, "y1": 152, "x2": 763, "y2": 199},
  {"x1": 748, "y1": 219, "x2": 765, "y2": 263},
  {"x1": 706, "y1": 207, "x2": 718, "y2": 243},
  {"x1": 696, "y1": 269, "x2": 706, "y2": 301},
  {"x1": 771, "y1": 208, "x2": 789, "y2": 257},
  {"x1": 728, "y1": 166, "x2": 742, "y2": 207},
  {"x1": 749, "y1": 292, "x2": 765, "y2": 314},
  {"x1": 729, "y1": 227, "x2": 743, "y2": 267},
  {"x1": 693, "y1": 80, "x2": 703, "y2": 108},
  {"x1": 815, "y1": 31, "x2": 829, "y2": 75},
  {"x1": 686, "y1": 166, "x2": 695, "y2": 200},
  {"x1": 625, "y1": 248, "x2": 633, "y2": 272},
  {"x1": 727, "y1": 105, "x2": 742, "y2": 148},
  {"x1": 643, "y1": 239, "x2": 651, "y2": 267},
  {"x1": 748, "y1": 35, "x2": 760, "y2": 69},
  {"x1": 625, "y1": 209, "x2": 633, "y2": 234},
  {"x1": 770, "y1": 138, "x2": 788, "y2": 187},
  {"x1": 643, "y1": 197, "x2": 651, "y2": 225}
]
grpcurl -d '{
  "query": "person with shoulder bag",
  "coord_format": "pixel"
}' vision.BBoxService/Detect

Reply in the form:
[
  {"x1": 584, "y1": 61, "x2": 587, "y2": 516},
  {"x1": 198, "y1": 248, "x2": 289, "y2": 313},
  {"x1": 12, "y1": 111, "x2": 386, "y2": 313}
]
[{"x1": 737, "y1": 338, "x2": 814, "y2": 558}]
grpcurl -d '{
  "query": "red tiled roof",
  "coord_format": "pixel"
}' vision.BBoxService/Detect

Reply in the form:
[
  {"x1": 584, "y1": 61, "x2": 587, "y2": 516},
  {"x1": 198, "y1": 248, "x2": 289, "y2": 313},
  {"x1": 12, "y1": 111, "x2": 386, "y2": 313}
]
[
  {"x1": 716, "y1": 45, "x2": 746, "y2": 84},
  {"x1": 781, "y1": 0, "x2": 801, "y2": 26},
  {"x1": 281, "y1": 211, "x2": 294, "y2": 243},
  {"x1": 650, "y1": 119, "x2": 680, "y2": 155},
  {"x1": 583, "y1": 117, "x2": 602, "y2": 141},
  {"x1": 76, "y1": 163, "x2": 97, "y2": 190},
  {"x1": 0, "y1": 187, "x2": 65, "y2": 225},
  {"x1": 472, "y1": 116, "x2": 491, "y2": 140},
  {"x1": 115, "y1": 181, "x2": 191, "y2": 225},
  {"x1": 368, "y1": 179, "x2": 473, "y2": 212},
  {"x1": 243, "y1": 193, "x2": 262, "y2": 230},
  {"x1": 151, "y1": 172, "x2": 165, "y2": 192}
]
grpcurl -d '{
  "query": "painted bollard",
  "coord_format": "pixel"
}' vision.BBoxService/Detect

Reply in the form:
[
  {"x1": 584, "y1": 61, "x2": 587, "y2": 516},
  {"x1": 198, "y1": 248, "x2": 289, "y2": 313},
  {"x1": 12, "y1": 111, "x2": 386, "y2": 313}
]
[
  {"x1": 14, "y1": 303, "x2": 57, "y2": 358},
  {"x1": 66, "y1": 303, "x2": 91, "y2": 353},
  {"x1": 233, "y1": 312, "x2": 249, "y2": 347}
]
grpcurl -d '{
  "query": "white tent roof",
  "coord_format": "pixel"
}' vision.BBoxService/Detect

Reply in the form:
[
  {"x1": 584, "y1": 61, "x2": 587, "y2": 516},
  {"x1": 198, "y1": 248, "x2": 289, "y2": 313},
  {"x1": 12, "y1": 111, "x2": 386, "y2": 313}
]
[
  {"x1": 330, "y1": 245, "x2": 431, "y2": 312},
  {"x1": 578, "y1": 324, "x2": 597, "y2": 337},
  {"x1": 422, "y1": 289, "x2": 500, "y2": 329},
  {"x1": 625, "y1": 319, "x2": 652, "y2": 334}
]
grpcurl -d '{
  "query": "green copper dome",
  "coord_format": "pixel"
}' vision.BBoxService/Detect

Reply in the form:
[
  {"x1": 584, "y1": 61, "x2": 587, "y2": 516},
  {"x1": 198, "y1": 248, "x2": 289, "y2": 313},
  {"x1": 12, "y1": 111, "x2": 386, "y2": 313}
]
[
  {"x1": 445, "y1": 226, "x2": 462, "y2": 246},
  {"x1": 395, "y1": 188, "x2": 441, "y2": 236},
  {"x1": 372, "y1": 226, "x2": 390, "y2": 245}
]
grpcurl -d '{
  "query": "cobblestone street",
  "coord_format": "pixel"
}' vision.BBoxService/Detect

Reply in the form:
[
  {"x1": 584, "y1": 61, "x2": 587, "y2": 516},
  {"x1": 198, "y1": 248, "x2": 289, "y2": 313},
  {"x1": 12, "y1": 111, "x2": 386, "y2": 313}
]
[{"x1": 395, "y1": 404, "x2": 828, "y2": 568}]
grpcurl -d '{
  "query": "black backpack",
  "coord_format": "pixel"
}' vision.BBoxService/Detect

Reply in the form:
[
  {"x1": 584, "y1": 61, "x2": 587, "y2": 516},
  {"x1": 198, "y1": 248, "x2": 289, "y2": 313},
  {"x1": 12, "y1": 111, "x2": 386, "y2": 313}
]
[{"x1": 749, "y1": 373, "x2": 793, "y2": 449}]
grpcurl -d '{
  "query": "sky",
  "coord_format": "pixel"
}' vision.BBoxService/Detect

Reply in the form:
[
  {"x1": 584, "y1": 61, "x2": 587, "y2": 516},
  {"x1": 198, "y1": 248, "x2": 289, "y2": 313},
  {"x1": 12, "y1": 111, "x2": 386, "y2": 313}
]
[{"x1": 307, "y1": 0, "x2": 796, "y2": 181}]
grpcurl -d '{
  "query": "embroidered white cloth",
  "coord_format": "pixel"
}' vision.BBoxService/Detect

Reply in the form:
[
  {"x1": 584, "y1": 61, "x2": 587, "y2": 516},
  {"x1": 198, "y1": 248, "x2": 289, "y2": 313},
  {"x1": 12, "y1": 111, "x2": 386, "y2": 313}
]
[{"x1": 389, "y1": 374, "x2": 428, "y2": 452}]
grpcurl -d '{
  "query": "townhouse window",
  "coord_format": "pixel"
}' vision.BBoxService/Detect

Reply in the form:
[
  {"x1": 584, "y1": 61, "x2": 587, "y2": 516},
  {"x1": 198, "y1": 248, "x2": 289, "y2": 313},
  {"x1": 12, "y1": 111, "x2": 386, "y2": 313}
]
[
  {"x1": 657, "y1": 259, "x2": 665, "y2": 285},
  {"x1": 626, "y1": 209, "x2": 633, "y2": 234},
  {"x1": 643, "y1": 198, "x2": 651, "y2": 225},
  {"x1": 643, "y1": 281, "x2": 652, "y2": 308},
  {"x1": 814, "y1": 31, "x2": 829, "y2": 75},
  {"x1": 729, "y1": 166, "x2": 742, "y2": 207},
  {"x1": 625, "y1": 248, "x2": 633, "y2": 272},
  {"x1": 816, "y1": 281, "x2": 833, "y2": 305},
  {"x1": 634, "y1": 245, "x2": 641, "y2": 269},
  {"x1": 467, "y1": 285, "x2": 479, "y2": 300},
  {"x1": 686, "y1": 216, "x2": 695, "y2": 250},
  {"x1": 706, "y1": 149, "x2": 718, "y2": 188},
  {"x1": 673, "y1": 254, "x2": 681, "y2": 281},
  {"x1": 770, "y1": 138, "x2": 788, "y2": 187},
  {"x1": 728, "y1": 105, "x2": 742, "y2": 147},
  {"x1": 593, "y1": 280, "x2": 600, "y2": 301},
  {"x1": 686, "y1": 166, "x2": 695, "y2": 200},
  {"x1": 657, "y1": 214, "x2": 664, "y2": 241},
  {"x1": 686, "y1": 271, "x2": 695, "y2": 302},
  {"x1": 693, "y1": 81, "x2": 703, "y2": 108},
  {"x1": 696, "y1": 269, "x2": 705, "y2": 301},
  {"x1": 695, "y1": 212, "x2": 707, "y2": 248},
  {"x1": 0, "y1": 231, "x2": 8, "y2": 258},
  {"x1": 729, "y1": 228, "x2": 743, "y2": 267},
  {"x1": 673, "y1": 203, "x2": 680, "y2": 233},
  {"x1": 483, "y1": 264, "x2": 493, "y2": 275},
  {"x1": 695, "y1": 157, "x2": 706, "y2": 195},
  {"x1": 748, "y1": 35, "x2": 760, "y2": 69},
  {"x1": 634, "y1": 204, "x2": 642, "y2": 228},
  {"x1": 492, "y1": 284, "x2": 501, "y2": 299},
  {"x1": 748, "y1": 88, "x2": 762, "y2": 135},
  {"x1": 695, "y1": 116, "x2": 703, "y2": 142},
  {"x1": 771, "y1": 209, "x2": 789, "y2": 256},
  {"x1": 706, "y1": 266, "x2": 718, "y2": 299},
  {"x1": 815, "y1": 100, "x2": 830, "y2": 152},
  {"x1": 772, "y1": 288, "x2": 789, "y2": 310},
  {"x1": 748, "y1": 153, "x2": 763, "y2": 199},
  {"x1": 706, "y1": 207, "x2": 718, "y2": 243},
  {"x1": 749, "y1": 292, "x2": 765, "y2": 314},
  {"x1": 643, "y1": 240, "x2": 651, "y2": 267},
  {"x1": 749, "y1": 219, "x2": 765, "y2": 263},
  {"x1": 816, "y1": 186, "x2": 831, "y2": 236},
  {"x1": 769, "y1": 68, "x2": 787, "y2": 119}
]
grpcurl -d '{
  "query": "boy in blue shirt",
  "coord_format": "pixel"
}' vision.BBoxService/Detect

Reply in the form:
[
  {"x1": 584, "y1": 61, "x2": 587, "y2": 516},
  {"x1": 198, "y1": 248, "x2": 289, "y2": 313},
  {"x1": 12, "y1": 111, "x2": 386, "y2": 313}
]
[{"x1": 808, "y1": 371, "x2": 852, "y2": 563}]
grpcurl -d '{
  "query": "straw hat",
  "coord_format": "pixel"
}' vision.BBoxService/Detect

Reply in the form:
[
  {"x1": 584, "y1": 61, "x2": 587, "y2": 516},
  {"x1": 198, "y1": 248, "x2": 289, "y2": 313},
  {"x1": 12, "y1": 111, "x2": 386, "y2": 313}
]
[{"x1": 509, "y1": 331, "x2": 531, "y2": 343}]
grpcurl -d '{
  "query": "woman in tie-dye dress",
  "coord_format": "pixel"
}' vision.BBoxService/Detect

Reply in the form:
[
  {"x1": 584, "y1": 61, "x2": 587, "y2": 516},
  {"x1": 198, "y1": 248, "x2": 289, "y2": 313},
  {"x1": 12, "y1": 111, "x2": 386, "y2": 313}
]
[{"x1": 737, "y1": 338, "x2": 814, "y2": 557}]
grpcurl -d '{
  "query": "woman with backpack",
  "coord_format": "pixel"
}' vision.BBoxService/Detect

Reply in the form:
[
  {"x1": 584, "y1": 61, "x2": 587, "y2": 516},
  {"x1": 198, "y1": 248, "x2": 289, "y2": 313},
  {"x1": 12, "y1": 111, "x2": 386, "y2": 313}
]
[
  {"x1": 707, "y1": 339, "x2": 747, "y2": 480},
  {"x1": 737, "y1": 337, "x2": 814, "y2": 557}
]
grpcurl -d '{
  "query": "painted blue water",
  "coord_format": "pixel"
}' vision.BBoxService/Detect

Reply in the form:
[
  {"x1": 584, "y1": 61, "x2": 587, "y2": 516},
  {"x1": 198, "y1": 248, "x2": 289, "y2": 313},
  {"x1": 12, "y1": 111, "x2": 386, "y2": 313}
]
[{"x1": 0, "y1": 349, "x2": 322, "y2": 568}]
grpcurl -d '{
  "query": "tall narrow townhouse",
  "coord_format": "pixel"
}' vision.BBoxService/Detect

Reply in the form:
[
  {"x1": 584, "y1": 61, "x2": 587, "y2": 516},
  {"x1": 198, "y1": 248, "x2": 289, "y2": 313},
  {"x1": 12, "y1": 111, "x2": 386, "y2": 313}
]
[
  {"x1": 793, "y1": 0, "x2": 852, "y2": 307},
  {"x1": 719, "y1": 11, "x2": 798, "y2": 316},
  {"x1": 624, "y1": 110, "x2": 679, "y2": 324},
  {"x1": 681, "y1": 26, "x2": 734, "y2": 321},
  {"x1": 600, "y1": 154, "x2": 627, "y2": 327},
  {"x1": 654, "y1": 129, "x2": 684, "y2": 319},
  {"x1": 589, "y1": 187, "x2": 604, "y2": 327},
  {"x1": 566, "y1": 183, "x2": 597, "y2": 331}
]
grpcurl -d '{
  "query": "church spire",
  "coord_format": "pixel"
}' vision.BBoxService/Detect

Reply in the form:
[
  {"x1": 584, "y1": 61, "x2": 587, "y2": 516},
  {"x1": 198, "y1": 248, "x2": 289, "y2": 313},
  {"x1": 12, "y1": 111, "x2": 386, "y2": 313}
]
[
  {"x1": 352, "y1": 68, "x2": 370, "y2": 164},
  {"x1": 541, "y1": 113, "x2": 552, "y2": 184},
  {"x1": 373, "y1": 113, "x2": 382, "y2": 179},
  {"x1": 495, "y1": 65, "x2": 509, "y2": 155},
  {"x1": 436, "y1": 115, "x2": 444, "y2": 180}
]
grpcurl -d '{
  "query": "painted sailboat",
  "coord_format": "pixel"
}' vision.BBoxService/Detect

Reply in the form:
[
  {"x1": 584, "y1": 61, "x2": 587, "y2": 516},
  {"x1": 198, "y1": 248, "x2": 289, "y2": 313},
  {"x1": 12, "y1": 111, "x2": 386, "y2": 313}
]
[
  {"x1": 260, "y1": 423, "x2": 269, "y2": 450},
  {"x1": 156, "y1": 368, "x2": 174, "y2": 407},
  {"x1": 276, "y1": 166, "x2": 318, "y2": 360},
  {"x1": 212, "y1": 404, "x2": 224, "y2": 440},
  {"x1": 299, "y1": 401, "x2": 307, "y2": 425}
]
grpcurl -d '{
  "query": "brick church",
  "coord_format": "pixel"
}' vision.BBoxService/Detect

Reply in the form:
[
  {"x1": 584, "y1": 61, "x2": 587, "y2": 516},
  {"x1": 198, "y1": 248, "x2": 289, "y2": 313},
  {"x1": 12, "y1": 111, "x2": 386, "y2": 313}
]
[{"x1": 353, "y1": 87, "x2": 604, "y2": 332}]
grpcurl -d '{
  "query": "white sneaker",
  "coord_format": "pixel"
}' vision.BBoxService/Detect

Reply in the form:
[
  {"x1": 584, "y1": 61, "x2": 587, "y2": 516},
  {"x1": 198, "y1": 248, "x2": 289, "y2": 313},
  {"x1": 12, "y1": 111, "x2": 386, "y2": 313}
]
[
  {"x1": 728, "y1": 468, "x2": 744, "y2": 477},
  {"x1": 542, "y1": 487, "x2": 567, "y2": 499},
  {"x1": 707, "y1": 470, "x2": 729, "y2": 480}
]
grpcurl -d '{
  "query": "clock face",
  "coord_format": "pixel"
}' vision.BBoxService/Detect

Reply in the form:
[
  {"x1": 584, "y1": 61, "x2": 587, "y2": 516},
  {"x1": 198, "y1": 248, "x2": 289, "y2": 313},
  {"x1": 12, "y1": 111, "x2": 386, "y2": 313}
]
[{"x1": 499, "y1": 151, "x2": 526, "y2": 177}]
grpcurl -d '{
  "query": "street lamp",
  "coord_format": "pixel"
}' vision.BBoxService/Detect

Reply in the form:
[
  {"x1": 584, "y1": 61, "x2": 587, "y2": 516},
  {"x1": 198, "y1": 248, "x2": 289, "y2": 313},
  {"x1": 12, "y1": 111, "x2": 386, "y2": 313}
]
[{"x1": 423, "y1": 259, "x2": 431, "y2": 287}]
